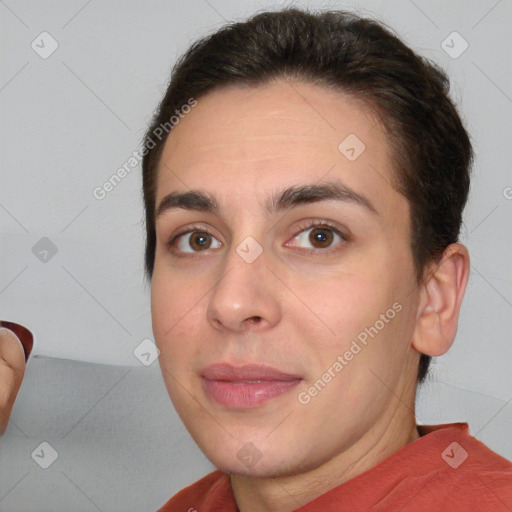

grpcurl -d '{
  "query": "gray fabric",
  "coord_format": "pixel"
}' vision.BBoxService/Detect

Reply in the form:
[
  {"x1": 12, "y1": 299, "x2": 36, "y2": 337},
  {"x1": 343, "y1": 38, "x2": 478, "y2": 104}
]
[{"x1": 0, "y1": 357, "x2": 213, "y2": 512}]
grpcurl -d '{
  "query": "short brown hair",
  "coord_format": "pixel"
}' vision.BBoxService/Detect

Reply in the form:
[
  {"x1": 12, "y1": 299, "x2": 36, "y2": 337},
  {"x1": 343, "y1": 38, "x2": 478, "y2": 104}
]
[{"x1": 141, "y1": 8, "x2": 473, "y2": 383}]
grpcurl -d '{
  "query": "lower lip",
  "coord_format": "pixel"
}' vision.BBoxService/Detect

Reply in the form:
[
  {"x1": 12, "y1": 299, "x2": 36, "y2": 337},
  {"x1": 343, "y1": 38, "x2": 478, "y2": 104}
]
[{"x1": 202, "y1": 378, "x2": 301, "y2": 408}]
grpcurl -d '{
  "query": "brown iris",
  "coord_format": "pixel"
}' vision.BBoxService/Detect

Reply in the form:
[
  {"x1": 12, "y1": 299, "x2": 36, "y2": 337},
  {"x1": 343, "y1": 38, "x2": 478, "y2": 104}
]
[
  {"x1": 309, "y1": 227, "x2": 333, "y2": 249},
  {"x1": 189, "y1": 231, "x2": 212, "y2": 251}
]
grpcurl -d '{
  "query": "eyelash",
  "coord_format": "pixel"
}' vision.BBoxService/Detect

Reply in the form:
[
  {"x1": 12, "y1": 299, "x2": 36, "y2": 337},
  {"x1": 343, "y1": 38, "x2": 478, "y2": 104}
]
[{"x1": 166, "y1": 220, "x2": 348, "y2": 257}]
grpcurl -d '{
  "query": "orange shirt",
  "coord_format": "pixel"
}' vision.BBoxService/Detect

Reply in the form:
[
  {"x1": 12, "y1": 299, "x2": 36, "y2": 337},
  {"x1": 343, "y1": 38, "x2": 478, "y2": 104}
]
[{"x1": 158, "y1": 423, "x2": 512, "y2": 511}]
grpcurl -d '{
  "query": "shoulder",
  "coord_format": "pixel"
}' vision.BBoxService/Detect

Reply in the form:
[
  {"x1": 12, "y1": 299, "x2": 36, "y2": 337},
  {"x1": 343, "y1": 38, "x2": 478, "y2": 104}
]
[
  {"x1": 461, "y1": 432, "x2": 512, "y2": 491},
  {"x1": 419, "y1": 423, "x2": 512, "y2": 510},
  {"x1": 157, "y1": 470, "x2": 235, "y2": 512}
]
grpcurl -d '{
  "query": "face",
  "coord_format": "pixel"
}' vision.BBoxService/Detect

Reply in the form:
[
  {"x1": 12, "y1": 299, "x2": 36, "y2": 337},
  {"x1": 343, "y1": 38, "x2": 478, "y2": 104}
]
[{"x1": 151, "y1": 80, "x2": 421, "y2": 478}]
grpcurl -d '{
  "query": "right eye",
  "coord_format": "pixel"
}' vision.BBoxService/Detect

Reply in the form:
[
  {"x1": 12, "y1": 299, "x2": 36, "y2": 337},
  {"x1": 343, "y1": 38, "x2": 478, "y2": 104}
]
[{"x1": 168, "y1": 228, "x2": 222, "y2": 255}]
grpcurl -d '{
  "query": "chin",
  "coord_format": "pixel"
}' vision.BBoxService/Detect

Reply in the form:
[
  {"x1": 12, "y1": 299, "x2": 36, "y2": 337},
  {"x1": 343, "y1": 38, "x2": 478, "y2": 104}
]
[
  {"x1": 215, "y1": 459, "x2": 296, "y2": 479},
  {"x1": 202, "y1": 442, "x2": 318, "y2": 479}
]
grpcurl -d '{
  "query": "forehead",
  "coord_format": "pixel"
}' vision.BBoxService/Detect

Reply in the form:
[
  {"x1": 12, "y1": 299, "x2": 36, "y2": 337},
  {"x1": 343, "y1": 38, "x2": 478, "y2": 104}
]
[{"x1": 155, "y1": 80, "x2": 406, "y2": 222}]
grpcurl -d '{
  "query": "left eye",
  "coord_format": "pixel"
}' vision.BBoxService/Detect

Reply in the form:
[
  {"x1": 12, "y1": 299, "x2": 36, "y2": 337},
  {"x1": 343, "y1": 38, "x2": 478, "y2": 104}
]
[{"x1": 290, "y1": 225, "x2": 344, "y2": 250}]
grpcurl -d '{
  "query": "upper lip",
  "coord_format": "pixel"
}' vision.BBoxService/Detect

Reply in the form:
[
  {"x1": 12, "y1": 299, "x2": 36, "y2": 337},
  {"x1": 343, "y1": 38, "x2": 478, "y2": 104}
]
[{"x1": 201, "y1": 363, "x2": 301, "y2": 382}]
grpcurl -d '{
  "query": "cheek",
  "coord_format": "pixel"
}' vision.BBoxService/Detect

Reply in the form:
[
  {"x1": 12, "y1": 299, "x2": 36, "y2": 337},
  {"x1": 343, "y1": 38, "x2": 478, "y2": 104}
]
[
  {"x1": 151, "y1": 272, "x2": 206, "y2": 419},
  {"x1": 150, "y1": 269, "x2": 202, "y2": 368},
  {"x1": 298, "y1": 272, "x2": 410, "y2": 378},
  {"x1": 298, "y1": 274, "x2": 384, "y2": 343}
]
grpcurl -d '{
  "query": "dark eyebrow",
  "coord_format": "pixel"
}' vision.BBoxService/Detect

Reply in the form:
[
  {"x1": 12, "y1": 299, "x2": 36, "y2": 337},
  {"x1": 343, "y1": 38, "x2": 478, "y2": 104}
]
[
  {"x1": 155, "y1": 190, "x2": 219, "y2": 219},
  {"x1": 155, "y1": 181, "x2": 378, "y2": 219},
  {"x1": 266, "y1": 181, "x2": 378, "y2": 215}
]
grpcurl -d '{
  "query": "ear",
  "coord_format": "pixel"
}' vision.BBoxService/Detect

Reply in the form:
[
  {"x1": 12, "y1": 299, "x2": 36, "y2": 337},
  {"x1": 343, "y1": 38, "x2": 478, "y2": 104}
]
[
  {"x1": 0, "y1": 328, "x2": 26, "y2": 435},
  {"x1": 412, "y1": 243, "x2": 470, "y2": 357}
]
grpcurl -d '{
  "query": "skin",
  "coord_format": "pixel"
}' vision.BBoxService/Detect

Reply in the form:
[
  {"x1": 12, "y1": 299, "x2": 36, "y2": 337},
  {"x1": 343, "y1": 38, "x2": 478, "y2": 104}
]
[
  {"x1": 150, "y1": 79, "x2": 469, "y2": 511},
  {"x1": 0, "y1": 327, "x2": 26, "y2": 435}
]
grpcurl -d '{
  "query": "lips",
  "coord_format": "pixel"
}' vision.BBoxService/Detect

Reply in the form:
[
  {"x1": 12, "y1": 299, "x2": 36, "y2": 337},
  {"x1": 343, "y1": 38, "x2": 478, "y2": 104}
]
[{"x1": 201, "y1": 363, "x2": 302, "y2": 408}]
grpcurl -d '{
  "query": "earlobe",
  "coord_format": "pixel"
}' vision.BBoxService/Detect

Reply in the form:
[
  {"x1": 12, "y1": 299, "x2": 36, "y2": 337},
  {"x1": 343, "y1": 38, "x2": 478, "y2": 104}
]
[{"x1": 412, "y1": 243, "x2": 470, "y2": 357}]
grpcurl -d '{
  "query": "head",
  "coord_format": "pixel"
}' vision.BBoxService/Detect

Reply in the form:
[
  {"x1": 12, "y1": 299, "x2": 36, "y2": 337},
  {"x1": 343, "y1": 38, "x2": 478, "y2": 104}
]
[{"x1": 142, "y1": 9, "x2": 472, "y2": 477}]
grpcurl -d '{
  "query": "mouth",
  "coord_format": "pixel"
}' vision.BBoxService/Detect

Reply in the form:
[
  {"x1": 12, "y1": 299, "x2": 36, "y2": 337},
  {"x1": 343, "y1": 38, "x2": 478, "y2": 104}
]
[{"x1": 201, "y1": 363, "x2": 302, "y2": 409}]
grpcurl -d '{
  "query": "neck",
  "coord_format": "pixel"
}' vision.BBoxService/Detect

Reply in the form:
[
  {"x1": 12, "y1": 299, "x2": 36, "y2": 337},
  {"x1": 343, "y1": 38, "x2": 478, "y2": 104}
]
[{"x1": 231, "y1": 398, "x2": 419, "y2": 512}]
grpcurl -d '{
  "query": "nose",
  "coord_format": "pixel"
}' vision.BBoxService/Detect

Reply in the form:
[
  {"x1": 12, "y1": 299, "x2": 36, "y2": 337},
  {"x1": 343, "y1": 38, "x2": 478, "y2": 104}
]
[{"x1": 206, "y1": 241, "x2": 282, "y2": 333}]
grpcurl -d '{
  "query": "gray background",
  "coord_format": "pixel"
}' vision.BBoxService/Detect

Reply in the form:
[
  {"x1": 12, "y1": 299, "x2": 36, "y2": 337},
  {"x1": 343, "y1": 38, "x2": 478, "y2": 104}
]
[{"x1": 1, "y1": 0, "x2": 511, "y2": 510}]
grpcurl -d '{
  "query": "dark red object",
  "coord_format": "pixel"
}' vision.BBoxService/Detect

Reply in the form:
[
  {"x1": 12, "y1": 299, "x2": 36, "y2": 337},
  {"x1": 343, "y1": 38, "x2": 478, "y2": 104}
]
[{"x1": 0, "y1": 321, "x2": 33, "y2": 362}]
